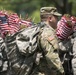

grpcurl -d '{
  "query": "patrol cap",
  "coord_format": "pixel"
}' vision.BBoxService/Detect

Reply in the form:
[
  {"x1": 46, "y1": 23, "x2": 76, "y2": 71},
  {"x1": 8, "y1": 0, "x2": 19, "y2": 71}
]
[{"x1": 40, "y1": 7, "x2": 62, "y2": 16}]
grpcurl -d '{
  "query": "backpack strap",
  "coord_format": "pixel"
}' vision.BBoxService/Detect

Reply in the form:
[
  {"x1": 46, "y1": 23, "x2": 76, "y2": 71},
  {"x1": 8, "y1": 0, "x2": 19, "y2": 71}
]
[{"x1": 37, "y1": 22, "x2": 45, "y2": 55}]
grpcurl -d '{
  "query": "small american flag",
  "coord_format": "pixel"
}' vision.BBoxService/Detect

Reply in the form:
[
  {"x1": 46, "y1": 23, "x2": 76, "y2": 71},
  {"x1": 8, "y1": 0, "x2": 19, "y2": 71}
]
[
  {"x1": 0, "y1": 11, "x2": 32, "y2": 38},
  {"x1": 8, "y1": 13, "x2": 20, "y2": 31},
  {"x1": 0, "y1": 13, "x2": 9, "y2": 38},
  {"x1": 56, "y1": 17, "x2": 73, "y2": 40},
  {"x1": 0, "y1": 12, "x2": 20, "y2": 38},
  {"x1": 20, "y1": 20, "x2": 32, "y2": 27}
]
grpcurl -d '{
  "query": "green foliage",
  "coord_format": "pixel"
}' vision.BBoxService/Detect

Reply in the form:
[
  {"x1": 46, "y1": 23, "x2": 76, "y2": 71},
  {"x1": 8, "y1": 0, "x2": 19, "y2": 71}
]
[
  {"x1": 68, "y1": 0, "x2": 73, "y2": 2},
  {"x1": 0, "y1": 0, "x2": 76, "y2": 22},
  {"x1": 31, "y1": 10, "x2": 40, "y2": 23}
]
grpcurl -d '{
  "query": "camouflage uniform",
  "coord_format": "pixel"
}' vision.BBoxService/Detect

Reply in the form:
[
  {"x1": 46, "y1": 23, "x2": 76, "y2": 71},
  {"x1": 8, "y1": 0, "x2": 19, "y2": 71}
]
[
  {"x1": 58, "y1": 38, "x2": 73, "y2": 75},
  {"x1": 0, "y1": 25, "x2": 64, "y2": 75},
  {"x1": 33, "y1": 7, "x2": 64, "y2": 75},
  {"x1": 37, "y1": 25, "x2": 64, "y2": 75},
  {"x1": 0, "y1": 36, "x2": 8, "y2": 75},
  {"x1": 71, "y1": 16, "x2": 76, "y2": 75}
]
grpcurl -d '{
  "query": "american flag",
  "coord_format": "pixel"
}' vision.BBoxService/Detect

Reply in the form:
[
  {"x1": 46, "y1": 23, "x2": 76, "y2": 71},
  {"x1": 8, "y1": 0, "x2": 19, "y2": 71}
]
[
  {"x1": 56, "y1": 17, "x2": 73, "y2": 40},
  {"x1": 20, "y1": 19, "x2": 32, "y2": 27},
  {"x1": 8, "y1": 13, "x2": 21, "y2": 34},
  {"x1": 0, "y1": 13, "x2": 9, "y2": 38},
  {"x1": 0, "y1": 11, "x2": 32, "y2": 38},
  {"x1": 0, "y1": 12, "x2": 20, "y2": 38}
]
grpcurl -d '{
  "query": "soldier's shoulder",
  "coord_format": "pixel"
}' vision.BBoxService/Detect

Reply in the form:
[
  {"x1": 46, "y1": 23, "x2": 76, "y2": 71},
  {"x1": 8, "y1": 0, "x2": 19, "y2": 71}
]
[
  {"x1": 40, "y1": 28, "x2": 55, "y2": 42},
  {"x1": 42, "y1": 26, "x2": 55, "y2": 35}
]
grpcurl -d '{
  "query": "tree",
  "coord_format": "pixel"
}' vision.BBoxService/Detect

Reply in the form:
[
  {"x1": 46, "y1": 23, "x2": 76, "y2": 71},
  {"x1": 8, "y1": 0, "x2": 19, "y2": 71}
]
[{"x1": 0, "y1": 0, "x2": 76, "y2": 23}]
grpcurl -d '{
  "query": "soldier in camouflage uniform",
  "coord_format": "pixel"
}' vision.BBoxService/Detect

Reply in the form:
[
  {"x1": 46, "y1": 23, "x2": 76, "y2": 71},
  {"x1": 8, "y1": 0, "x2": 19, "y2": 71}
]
[{"x1": 35, "y1": 7, "x2": 64, "y2": 75}]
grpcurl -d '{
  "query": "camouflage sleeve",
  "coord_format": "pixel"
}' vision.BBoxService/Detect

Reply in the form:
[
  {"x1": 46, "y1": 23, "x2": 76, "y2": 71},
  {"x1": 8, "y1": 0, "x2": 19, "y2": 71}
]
[{"x1": 40, "y1": 27, "x2": 64, "y2": 75}]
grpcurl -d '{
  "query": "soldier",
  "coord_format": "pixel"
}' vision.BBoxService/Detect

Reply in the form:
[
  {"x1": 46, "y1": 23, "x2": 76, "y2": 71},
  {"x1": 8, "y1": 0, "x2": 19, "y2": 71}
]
[{"x1": 35, "y1": 7, "x2": 64, "y2": 75}]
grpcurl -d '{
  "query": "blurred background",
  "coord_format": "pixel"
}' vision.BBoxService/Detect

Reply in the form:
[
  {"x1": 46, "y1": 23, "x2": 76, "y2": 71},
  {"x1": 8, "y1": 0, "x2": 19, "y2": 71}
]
[{"x1": 0, "y1": 0, "x2": 76, "y2": 23}]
